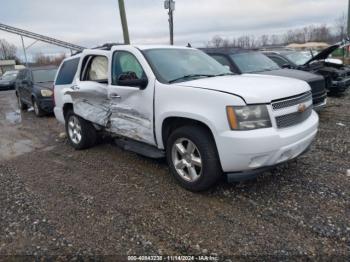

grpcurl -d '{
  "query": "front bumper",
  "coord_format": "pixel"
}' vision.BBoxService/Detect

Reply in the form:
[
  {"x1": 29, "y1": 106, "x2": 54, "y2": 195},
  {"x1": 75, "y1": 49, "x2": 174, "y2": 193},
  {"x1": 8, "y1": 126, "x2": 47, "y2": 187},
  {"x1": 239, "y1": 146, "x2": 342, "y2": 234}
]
[
  {"x1": 313, "y1": 98, "x2": 327, "y2": 111},
  {"x1": 226, "y1": 145, "x2": 311, "y2": 182},
  {"x1": 312, "y1": 91, "x2": 327, "y2": 111},
  {"x1": 0, "y1": 83, "x2": 15, "y2": 90},
  {"x1": 216, "y1": 111, "x2": 319, "y2": 173},
  {"x1": 38, "y1": 97, "x2": 54, "y2": 112},
  {"x1": 331, "y1": 78, "x2": 350, "y2": 93}
]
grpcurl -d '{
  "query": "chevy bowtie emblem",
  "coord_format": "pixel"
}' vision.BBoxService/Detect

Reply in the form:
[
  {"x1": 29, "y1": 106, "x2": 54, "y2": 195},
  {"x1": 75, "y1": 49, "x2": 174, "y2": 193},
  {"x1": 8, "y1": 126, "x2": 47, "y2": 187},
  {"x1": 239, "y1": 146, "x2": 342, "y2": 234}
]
[{"x1": 298, "y1": 103, "x2": 306, "y2": 113}]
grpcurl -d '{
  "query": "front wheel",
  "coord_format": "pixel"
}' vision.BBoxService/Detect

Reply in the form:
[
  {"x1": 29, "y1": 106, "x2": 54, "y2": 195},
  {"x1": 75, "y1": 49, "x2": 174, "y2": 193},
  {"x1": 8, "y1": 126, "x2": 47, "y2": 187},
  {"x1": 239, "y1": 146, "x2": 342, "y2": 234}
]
[
  {"x1": 166, "y1": 125, "x2": 222, "y2": 191},
  {"x1": 65, "y1": 110, "x2": 97, "y2": 150},
  {"x1": 33, "y1": 98, "x2": 45, "y2": 117}
]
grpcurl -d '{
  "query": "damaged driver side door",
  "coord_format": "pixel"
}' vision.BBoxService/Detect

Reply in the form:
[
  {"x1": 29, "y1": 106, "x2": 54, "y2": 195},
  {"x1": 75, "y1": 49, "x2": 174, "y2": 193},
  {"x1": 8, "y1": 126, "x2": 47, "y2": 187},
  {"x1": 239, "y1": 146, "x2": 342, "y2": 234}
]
[{"x1": 108, "y1": 50, "x2": 155, "y2": 146}]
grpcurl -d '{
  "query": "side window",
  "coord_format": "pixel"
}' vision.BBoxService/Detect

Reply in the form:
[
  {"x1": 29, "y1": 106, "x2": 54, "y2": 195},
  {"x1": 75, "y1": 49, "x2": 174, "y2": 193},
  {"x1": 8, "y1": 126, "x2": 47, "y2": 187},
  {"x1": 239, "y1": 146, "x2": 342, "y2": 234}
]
[
  {"x1": 211, "y1": 55, "x2": 231, "y2": 68},
  {"x1": 55, "y1": 58, "x2": 80, "y2": 85},
  {"x1": 112, "y1": 51, "x2": 145, "y2": 84},
  {"x1": 83, "y1": 56, "x2": 108, "y2": 82}
]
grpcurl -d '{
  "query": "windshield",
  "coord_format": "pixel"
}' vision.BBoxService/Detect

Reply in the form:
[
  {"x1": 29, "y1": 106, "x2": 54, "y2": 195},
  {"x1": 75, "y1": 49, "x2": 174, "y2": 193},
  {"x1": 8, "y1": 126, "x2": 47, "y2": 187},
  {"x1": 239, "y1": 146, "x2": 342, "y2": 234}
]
[
  {"x1": 230, "y1": 52, "x2": 280, "y2": 73},
  {"x1": 2, "y1": 73, "x2": 17, "y2": 81},
  {"x1": 143, "y1": 48, "x2": 231, "y2": 83},
  {"x1": 285, "y1": 52, "x2": 311, "y2": 66},
  {"x1": 32, "y1": 69, "x2": 58, "y2": 83}
]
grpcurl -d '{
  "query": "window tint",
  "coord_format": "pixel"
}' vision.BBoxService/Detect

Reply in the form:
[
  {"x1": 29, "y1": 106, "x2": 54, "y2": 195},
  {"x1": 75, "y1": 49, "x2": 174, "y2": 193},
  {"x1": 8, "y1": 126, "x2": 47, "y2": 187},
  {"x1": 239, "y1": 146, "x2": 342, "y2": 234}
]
[
  {"x1": 55, "y1": 58, "x2": 80, "y2": 85},
  {"x1": 112, "y1": 52, "x2": 145, "y2": 84},
  {"x1": 211, "y1": 55, "x2": 231, "y2": 68},
  {"x1": 86, "y1": 56, "x2": 108, "y2": 82}
]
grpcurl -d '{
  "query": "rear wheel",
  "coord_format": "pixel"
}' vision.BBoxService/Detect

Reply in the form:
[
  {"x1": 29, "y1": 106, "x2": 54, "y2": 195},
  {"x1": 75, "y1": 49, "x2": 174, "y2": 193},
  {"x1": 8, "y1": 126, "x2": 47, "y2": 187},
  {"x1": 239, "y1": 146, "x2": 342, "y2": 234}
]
[
  {"x1": 65, "y1": 110, "x2": 97, "y2": 150},
  {"x1": 166, "y1": 125, "x2": 222, "y2": 191},
  {"x1": 33, "y1": 98, "x2": 45, "y2": 117},
  {"x1": 17, "y1": 93, "x2": 27, "y2": 110}
]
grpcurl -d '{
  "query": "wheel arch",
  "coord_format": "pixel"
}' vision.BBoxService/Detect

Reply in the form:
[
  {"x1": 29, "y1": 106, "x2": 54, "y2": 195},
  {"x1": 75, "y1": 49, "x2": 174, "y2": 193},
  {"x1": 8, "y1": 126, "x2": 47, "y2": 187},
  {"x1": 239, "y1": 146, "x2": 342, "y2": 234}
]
[
  {"x1": 63, "y1": 103, "x2": 74, "y2": 120},
  {"x1": 161, "y1": 116, "x2": 217, "y2": 150}
]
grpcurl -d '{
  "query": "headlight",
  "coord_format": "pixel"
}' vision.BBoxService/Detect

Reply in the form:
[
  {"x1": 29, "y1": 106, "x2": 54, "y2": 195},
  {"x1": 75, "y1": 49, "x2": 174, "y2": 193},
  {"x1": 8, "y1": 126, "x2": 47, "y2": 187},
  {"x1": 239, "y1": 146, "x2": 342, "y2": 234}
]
[
  {"x1": 41, "y1": 89, "x2": 53, "y2": 97},
  {"x1": 226, "y1": 105, "x2": 272, "y2": 130}
]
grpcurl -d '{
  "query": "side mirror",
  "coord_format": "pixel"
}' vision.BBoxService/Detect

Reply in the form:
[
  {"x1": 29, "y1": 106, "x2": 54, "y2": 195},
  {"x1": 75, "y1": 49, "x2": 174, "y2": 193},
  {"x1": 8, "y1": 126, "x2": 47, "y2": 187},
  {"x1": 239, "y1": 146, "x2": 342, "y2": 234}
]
[
  {"x1": 281, "y1": 64, "x2": 292, "y2": 69},
  {"x1": 117, "y1": 78, "x2": 148, "y2": 89},
  {"x1": 117, "y1": 72, "x2": 148, "y2": 89}
]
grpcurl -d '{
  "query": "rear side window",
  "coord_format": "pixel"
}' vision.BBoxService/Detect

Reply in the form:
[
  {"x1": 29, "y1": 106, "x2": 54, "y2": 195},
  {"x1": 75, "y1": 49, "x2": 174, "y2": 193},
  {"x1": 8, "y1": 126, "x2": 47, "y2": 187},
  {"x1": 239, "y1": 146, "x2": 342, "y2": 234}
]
[
  {"x1": 81, "y1": 55, "x2": 108, "y2": 83},
  {"x1": 55, "y1": 58, "x2": 80, "y2": 85}
]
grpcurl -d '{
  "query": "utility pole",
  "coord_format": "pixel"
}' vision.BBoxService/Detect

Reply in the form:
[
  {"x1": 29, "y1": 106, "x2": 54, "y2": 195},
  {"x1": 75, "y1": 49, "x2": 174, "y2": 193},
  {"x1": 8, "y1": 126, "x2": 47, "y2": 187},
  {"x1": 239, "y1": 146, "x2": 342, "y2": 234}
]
[
  {"x1": 118, "y1": 0, "x2": 130, "y2": 44},
  {"x1": 346, "y1": 0, "x2": 350, "y2": 60},
  {"x1": 164, "y1": 0, "x2": 175, "y2": 45},
  {"x1": 348, "y1": 0, "x2": 350, "y2": 36},
  {"x1": 20, "y1": 36, "x2": 28, "y2": 67}
]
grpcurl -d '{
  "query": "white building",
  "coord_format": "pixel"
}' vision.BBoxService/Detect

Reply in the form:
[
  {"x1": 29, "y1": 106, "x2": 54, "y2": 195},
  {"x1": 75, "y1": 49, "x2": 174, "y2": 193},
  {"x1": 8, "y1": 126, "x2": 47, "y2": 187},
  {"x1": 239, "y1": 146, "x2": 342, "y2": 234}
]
[{"x1": 0, "y1": 60, "x2": 16, "y2": 75}]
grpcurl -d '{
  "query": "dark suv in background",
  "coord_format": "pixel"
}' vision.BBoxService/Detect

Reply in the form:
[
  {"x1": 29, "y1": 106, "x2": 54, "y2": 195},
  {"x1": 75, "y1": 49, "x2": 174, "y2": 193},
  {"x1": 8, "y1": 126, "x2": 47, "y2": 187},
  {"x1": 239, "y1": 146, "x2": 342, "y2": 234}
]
[
  {"x1": 202, "y1": 48, "x2": 327, "y2": 110},
  {"x1": 0, "y1": 70, "x2": 18, "y2": 91},
  {"x1": 263, "y1": 43, "x2": 350, "y2": 95},
  {"x1": 15, "y1": 66, "x2": 58, "y2": 117}
]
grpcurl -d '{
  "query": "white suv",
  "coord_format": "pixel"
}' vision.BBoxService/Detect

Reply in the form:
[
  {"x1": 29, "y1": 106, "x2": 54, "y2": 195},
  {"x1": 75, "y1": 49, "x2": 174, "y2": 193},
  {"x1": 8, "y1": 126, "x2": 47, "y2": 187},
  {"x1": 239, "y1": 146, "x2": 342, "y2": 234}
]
[{"x1": 54, "y1": 45, "x2": 318, "y2": 191}]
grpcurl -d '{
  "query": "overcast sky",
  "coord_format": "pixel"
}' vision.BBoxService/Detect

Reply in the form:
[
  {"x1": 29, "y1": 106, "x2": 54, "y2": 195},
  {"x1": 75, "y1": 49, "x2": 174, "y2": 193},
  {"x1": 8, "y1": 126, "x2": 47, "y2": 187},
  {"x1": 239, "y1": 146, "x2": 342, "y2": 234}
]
[{"x1": 0, "y1": 0, "x2": 348, "y2": 59}]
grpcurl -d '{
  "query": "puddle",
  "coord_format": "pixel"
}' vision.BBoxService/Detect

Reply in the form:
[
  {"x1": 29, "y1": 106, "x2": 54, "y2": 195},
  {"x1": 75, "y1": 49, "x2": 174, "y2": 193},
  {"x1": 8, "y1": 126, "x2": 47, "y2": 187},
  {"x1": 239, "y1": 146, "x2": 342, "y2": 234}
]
[
  {"x1": 0, "y1": 139, "x2": 34, "y2": 160},
  {"x1": 5, "y1": 110, "x2": 22, "y2": 125}
]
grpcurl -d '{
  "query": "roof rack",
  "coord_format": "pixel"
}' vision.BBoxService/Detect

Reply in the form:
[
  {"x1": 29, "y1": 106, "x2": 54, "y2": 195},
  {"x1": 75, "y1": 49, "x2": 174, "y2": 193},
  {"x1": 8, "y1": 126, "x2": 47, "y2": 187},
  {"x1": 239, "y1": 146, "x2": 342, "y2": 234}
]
[
  {"x1": 92, "y1": 43, "x2": 124, "y2": 50},
  {"x1": 71, "y1": 43, "x2": 124, "y2": 56}
]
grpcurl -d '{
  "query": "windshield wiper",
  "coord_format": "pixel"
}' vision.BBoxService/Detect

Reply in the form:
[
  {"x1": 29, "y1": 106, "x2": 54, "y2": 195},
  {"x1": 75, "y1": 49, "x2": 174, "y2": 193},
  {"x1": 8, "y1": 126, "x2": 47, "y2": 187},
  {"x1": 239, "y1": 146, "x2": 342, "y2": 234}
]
[{"x1": 168, "y1": 74, "x2": 215, "y2": 83}]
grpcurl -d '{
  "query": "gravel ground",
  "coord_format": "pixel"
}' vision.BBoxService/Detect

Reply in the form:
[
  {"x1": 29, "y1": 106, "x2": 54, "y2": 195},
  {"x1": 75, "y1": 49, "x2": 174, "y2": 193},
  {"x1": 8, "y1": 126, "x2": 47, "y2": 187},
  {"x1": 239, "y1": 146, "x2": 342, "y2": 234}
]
[{"x1": 0, "y1": 90, "x2": 349, "y2": 260}]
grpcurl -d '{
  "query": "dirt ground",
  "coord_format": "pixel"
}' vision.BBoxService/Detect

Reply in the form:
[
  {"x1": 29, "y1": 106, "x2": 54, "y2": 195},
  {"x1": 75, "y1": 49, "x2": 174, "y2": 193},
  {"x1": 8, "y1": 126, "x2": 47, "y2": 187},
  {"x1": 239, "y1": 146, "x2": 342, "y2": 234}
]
[{"x1": 0, "y1": 89, "x2": 349, "y2": 260}]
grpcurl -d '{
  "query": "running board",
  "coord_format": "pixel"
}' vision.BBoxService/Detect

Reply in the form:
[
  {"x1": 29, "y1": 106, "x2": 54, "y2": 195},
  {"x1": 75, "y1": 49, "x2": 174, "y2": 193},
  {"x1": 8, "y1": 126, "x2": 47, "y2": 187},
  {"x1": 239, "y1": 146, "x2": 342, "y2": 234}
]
[{"x1": 114, "y1": 138, "x2": 165, "y2": 159}]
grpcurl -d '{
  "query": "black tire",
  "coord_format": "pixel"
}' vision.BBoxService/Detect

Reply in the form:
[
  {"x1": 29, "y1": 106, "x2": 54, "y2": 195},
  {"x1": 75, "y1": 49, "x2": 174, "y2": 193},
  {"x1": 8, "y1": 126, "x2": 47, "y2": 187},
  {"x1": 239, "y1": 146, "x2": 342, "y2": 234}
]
[
  {"x1": 32, "y1": 98, "x2": 45, "y2": 117},
  {"x1": 166, "y1": 125, "x2": 222, "y2": 192},
  {"x1": 65, "y1": 110, "x2": 97, "y2": 150},
  {"x1": 17, "y1": 93, "x2": 28, "y2": 110}
]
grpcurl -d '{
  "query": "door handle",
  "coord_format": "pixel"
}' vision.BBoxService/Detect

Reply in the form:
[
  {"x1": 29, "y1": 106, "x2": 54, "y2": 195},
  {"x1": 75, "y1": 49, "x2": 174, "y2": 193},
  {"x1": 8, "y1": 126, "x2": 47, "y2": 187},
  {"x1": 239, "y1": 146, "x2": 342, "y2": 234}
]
[{"x1": 110, "y1": 93, "x2": 121, "y2": 99}]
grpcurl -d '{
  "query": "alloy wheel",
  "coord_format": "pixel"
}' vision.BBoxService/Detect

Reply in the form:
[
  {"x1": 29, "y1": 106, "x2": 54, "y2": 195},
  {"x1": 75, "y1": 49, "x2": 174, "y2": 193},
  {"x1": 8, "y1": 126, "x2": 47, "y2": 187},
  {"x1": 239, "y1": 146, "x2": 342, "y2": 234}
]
[
  {"x1": 171, "y1": 138, "x2": 203, "y2": 182},
  {"x1": 68, "y1": 116, "x2": 82, "y2": 145}
]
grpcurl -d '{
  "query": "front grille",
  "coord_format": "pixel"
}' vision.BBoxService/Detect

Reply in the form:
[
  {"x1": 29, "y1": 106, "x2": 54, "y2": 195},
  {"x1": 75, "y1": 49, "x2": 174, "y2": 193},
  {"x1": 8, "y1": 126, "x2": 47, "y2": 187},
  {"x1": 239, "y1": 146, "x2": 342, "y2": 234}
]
[
  {"x1": 276, "y1": 106, "x2": 313, "y2": 128},
  {"x1": 272, "y1": 92, "x2": 312, "y2": 110}
]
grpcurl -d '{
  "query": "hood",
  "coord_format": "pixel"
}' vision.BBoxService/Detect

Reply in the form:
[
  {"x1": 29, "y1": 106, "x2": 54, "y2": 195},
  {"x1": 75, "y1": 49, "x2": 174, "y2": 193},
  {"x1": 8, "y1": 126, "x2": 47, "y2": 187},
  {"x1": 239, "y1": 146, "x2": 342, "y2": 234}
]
[
  {"x1": 256, "y1": 69, "x2": 323, "y2": 83},
  {"x1": 304, "y1": 44, "x2": 341, "y2": 65},
  {"x1": 34, "y1": 81, "x2": 54, "y2": 89},
  {"x1": 175, "y1": 74, "x2": 310, "y2": 104}
]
